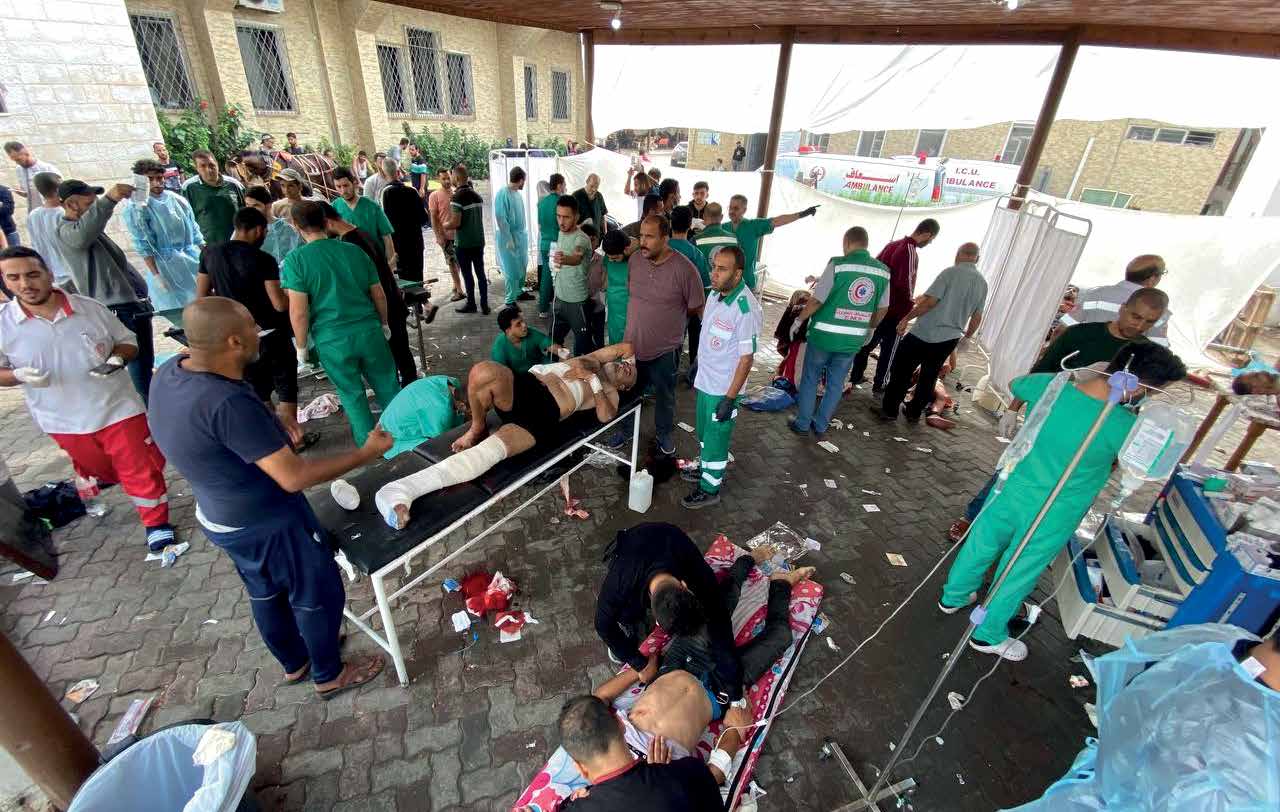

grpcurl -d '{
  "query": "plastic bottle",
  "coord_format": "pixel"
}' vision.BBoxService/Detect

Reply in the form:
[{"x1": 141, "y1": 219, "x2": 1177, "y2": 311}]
[
  {"x1": 628, "y1": 469, "x2": 653, "y2": 513},
  {"x1": 75, "y1": 475, "x2": 107, "y2": 517},
  {"x1": 1112, "y1": 401, "x2": 1197, "y2": 507}
]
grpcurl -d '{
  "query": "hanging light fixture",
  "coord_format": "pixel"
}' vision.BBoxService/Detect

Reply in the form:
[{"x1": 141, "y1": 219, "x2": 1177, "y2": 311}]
[{"x1": 600, "y1": 1, "x2": 623, "y2": 29}]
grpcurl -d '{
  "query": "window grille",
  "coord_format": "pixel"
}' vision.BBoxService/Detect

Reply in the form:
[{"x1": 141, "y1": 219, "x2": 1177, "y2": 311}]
[
  {"x1": 551, "y1": 70, "x2": 570, "y2": 121},
  {"x1": 376, "y1": 44, "x2": 408, "y2": 115},
  {"x1": 406, "y1": 28, "x2": 443, "y2": 115},
  {"x1": 524, "y1": 64, "x2": 537, "y2": 120},
  {"x1": 446, "y1": 52, "x2": 473, "y2": 116},
  {"x1": 235, "y1": 25, "x2": 295, "y2": 113},
  {"x1": 130, "y1": 14, "x2": 196, "y2": 110}
]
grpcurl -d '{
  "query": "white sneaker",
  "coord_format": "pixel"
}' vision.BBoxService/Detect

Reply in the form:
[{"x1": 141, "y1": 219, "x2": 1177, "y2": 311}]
[
  {"x1": 330, "y1": 478, "x2": 361, "y2": 510},
  {"x1": 606, "y1": 648, "x2": 622, "y2": 666},
  {"x1": 969, "y1": 637, "x2": 1028, "y2": 661},
  {"x1": 937, "y1": 592, "x2": 978, "y2": 615}
]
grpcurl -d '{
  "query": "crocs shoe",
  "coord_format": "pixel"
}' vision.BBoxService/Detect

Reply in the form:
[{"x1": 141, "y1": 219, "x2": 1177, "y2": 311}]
[
  {"x1": 937, "y1": 592, "x2": 977, "y2": 615},
  {"x1": 969, "y1": 637, "x2": 1028, "y2": 661}
]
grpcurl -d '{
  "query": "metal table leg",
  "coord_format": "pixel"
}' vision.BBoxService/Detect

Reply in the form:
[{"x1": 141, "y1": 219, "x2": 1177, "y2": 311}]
[{"x1": 372, "y1": 573, "x2": 410, "y2": 686}]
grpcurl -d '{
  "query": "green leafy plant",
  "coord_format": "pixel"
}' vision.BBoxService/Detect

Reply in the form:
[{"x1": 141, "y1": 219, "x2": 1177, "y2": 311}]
[
  {"x1": 316, "y1": 137, "x2": 356, "y2": 168},
  {"x1": 526, "y1": 135, "x2": 568, "y2": 156},
  {"x1": 403, "y1": 122, "x2": 504, "y2": 180},
  {"x1": 157, "y1": 99, "x2": 260, "y2": 173}
]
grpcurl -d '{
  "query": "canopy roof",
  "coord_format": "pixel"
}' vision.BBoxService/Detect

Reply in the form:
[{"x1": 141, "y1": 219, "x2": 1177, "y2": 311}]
[{"x1": 403, "y1": 0, "x2": 1280, "y2": 55}]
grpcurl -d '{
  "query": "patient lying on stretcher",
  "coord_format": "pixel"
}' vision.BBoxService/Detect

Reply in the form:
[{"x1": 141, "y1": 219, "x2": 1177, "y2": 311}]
[{"x1": 374, "y1": 342, "x2": 638, "y2": 529}]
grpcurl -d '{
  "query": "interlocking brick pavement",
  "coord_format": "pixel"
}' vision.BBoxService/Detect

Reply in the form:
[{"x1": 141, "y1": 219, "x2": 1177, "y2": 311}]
[{"x1": 3, "y1": 207, "x2": 1278, "y2": 810}]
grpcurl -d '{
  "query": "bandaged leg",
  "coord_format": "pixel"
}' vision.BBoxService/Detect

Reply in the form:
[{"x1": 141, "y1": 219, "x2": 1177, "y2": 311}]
[{"x1": 374, "y1": 435, "x2": 509, "y2": 529}]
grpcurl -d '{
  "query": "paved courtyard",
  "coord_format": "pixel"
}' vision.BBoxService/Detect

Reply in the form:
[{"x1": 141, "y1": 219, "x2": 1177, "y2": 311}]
[{"x1": 3, "y1": 222, "x2": 1278, "y2": 810}]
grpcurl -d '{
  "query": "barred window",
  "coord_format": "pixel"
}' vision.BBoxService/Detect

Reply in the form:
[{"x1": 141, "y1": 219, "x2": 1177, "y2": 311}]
[
  {"x1": 915, "y1": 129, "x2": 947, "y2": 158},
  {"x1": 446, "y1": 52, "x2": 473, "y2": 116},
  {"x1": 551, "y1": 70, "x2": 570, "y2": 121},
  {"x1": 856, "y1": 130, "x2": 885, "y2": 158},
  {"x1": 406, "y1": 27, "x2": 443, "y2": 115},
  {"x1": 524, "y1": 64, "x2": 537, "y2": 120},
  {"x1": 1185, "y1": 130, "x2": 1218, "y2": 147},
  {"x1": 377, "y1": 44, "x2": 409, "y2": 115},
  {"x1": 129, "y1": 14, "x2": 196, "y2": 110},
  {"x1": 235, "y1": 25, "x2": 295, "y2": 113}
]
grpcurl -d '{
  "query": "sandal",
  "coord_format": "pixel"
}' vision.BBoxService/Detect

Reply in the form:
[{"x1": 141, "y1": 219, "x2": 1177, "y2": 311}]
[
  {"x1": 315, "y1": 654, "x2": 385, "y2": 701},
  {"x1": 948, "y1": 519, "x2": 970, "y2": 543},
  {"x1": 282, "y1": 662, "x2": 311, "y2": 685}
]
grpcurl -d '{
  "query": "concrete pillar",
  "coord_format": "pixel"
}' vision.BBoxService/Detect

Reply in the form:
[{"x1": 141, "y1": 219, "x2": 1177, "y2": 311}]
[
  {"x1": 184, "y1": 0, "x2": 257, "y2": 129},
  {"x1": 339, "y1": 0, "x2": 392, "y2": 154}
]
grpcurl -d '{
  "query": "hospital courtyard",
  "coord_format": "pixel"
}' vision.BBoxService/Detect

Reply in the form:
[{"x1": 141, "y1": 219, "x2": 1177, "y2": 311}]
[{"x1": 2, "y1": 210, "x2": 1276, "y2": 811}]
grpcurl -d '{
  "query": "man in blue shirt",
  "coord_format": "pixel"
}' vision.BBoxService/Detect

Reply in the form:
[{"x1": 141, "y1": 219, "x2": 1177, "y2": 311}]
[{"x1": 148, "y1": 297, "x2": 390, "y2": 700}]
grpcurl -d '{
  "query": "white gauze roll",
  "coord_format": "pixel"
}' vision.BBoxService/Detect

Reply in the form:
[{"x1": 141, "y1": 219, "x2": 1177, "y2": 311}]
[{"x1": 374, "y1": 435, "x2": 510, "y2": 528}]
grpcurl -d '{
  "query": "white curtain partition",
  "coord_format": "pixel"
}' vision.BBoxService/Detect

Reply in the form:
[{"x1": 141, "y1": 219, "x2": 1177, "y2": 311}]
[
  {"x1": 593, "y1": 44, "x2": 1280, "y2": 136},
  {"x1": 487, "y1": 150, "x2": 562, "y2": 264},
  {"x1": 556, "y1": 148, "x2": 1280, "y2": 371}
]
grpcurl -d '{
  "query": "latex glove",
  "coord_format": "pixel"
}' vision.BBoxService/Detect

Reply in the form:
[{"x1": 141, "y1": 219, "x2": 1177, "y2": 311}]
[
  {"x1": 997, "y1": 409, "x2": 1020, "y2": 439},
  {"x1": 714, "y1": 397, "x2": 735, "y2": 422},
  {"x1": 556, "y1": 347, "x2": 571, "y2": 360},
  {"x1": 297, "y1": 346, "x2": 310, "y2": 367},
  {"x1": 12, "y1": 367, "x2": 51, "y2": 388},
  {"x1": 801, "y1": 205, "x2": 820, "y2": 218},
  {"x1": 382, "y1": 324, "x2": 392, "y2": 340}
]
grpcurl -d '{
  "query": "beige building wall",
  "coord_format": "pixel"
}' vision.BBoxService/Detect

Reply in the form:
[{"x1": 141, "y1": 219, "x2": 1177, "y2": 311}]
[
  {"x1": 2, "y1": 0, "x2": 165, "y2": 241},
  {"x1": 692, "y1": 118, "x2": 1240, "y2": 215},
  {"x1": 118, "y1": 0, "x2": 585, "y2": 158},
  {"x1": 687, "y1": 130, "x2": 747, "y2": 170}
]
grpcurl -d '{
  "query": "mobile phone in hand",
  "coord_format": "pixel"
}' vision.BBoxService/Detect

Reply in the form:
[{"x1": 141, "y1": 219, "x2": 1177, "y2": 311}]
[{"x1": 89, "y1": 362, "x2": 126, "y2": 378}]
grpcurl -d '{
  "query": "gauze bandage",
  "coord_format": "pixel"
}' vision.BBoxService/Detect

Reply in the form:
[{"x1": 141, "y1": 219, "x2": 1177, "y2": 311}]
[
  {"x1": 330, "y1": 478, "x2": 360, "y2": 510},
  {"x1": 374, "y1": 435, "x2": 509, "y2": 528},
  {"x1": 708, "y1": 748, "x2": 733, "y2": 778}
]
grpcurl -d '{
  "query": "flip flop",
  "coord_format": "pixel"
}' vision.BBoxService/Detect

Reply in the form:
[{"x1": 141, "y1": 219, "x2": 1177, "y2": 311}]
[
  {"x1": 316, "y1": 654, "x2": 385, "y2": 701},
  {"x1": 282, "y1": 662, "x2": 311, "y2": 685}
]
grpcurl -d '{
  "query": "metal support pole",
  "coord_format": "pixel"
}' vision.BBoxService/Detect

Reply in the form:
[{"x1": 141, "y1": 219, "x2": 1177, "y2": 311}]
[
  {"x1": 824, "y1": 738, "x2": 916, "y2": 812},
  {"x1": 757, "y1": 28, "x2": 795, "y2": 218},
  {"x1": 583, "y1": 31, "x2": 596, "y2": 145},
  {"x1": 0, "y1": 632, "x2": 99, "y2": 809},
  {"x1": 863, "y1": 383, "x2": 1124, "y2": 803},
  {"x1": 1010, "y1": 29, "x2": 1080, "y2": 209}
]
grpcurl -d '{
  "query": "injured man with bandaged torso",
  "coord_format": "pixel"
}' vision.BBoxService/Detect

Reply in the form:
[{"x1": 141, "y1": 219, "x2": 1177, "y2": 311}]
[{"x1": 374, "y1": 342, "x2": 638, "y2": 529}]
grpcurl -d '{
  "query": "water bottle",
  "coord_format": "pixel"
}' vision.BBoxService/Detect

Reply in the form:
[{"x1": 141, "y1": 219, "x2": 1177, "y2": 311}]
[
  {"x1": 75, "y1": 475, "x2": 107, "y2": 517},
  {"x1": 628, "y1": 469, "x2": 653, "y2": 513}
]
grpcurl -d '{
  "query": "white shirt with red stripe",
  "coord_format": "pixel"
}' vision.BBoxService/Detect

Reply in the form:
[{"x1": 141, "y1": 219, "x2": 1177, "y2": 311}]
[{"x1": 0, "y1": 291, "x2": 143, "y2": 435}]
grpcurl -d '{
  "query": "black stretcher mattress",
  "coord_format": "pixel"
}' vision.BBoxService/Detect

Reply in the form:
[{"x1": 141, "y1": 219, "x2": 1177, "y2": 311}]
[{"x1": 312, "y1": 393, "x2": 641, "y2": 574}]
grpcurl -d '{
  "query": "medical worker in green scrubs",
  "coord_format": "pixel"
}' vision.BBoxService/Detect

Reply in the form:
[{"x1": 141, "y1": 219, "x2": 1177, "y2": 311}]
[
  {"x1": 725, "y1": 194, "x2": 818, "y2": 290},
  {"x1": 536, "y1": 174, "x2": 567, "y2": 318},
  {"x1": 282, "y1": 201, "x2": 401, "y2": 445},
  {"x1": 378, "y1": 375, "x2": 468, "y2": 458},
  {"x1": 939, "y1": 343, "x2": 1186, "y2": 662}
]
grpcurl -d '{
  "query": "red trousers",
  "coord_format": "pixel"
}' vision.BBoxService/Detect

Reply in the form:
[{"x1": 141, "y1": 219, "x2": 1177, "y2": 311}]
[{"x1": 49, "y1": 413, "x2": 169, "y2": 528}]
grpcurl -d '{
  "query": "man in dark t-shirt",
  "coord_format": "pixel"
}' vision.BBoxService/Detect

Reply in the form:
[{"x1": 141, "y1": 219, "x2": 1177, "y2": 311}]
[
  {"x1": 196, "y1": 206, "x2": 302, "y2": 442},
  {"x1": 555, "y1": 695, "x2": 722, "y2": 811},
  {"x1": 381, "y1": 177, "x2": 428, "y2": 284},
  {"x1": 147, "y1": 297, "x2": 390, "y2": 700},
  {"x1": 320, "y1": 203, "x2": 423, "y2": 388}
]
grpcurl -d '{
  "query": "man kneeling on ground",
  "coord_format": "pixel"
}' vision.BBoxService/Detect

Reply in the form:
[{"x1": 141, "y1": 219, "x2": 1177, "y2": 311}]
[{"x1": 374, "y1": 342, "x2": 637, "y2": 528}]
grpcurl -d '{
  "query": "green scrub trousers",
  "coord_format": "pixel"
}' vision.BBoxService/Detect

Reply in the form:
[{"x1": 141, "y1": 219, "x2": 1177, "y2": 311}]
[
  {"x1": 315, "y1": 327, "x2": 401, "y2": 445},
  {"x1": 695, "y1": 390, "x2": 738, "y2": 495}
]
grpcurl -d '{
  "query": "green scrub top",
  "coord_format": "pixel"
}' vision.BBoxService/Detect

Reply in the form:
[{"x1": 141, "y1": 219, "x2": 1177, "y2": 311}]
[
  {"x1": 280, "y1": 238, "x2": 380, "y2": 342},
  {"x1": 491, "y1": 327, "x2": 553, "y2": 374},
  {"x1": 1002, "y1": 373, "x2": 1136, "y2": 520},
  {"x1": 379, "y1": 375, "x2": 463, "y2": 458},
  {"x1": 603, "y1": 257, "x2": 630, "y2": 346},
  {"x1": 538, "y1": 193, "x2": 560, "y2": 248},
  {"x1": 671, "y1": 237, "x2": 711, "y2": 290},
  {"x1": 727, "y1": 217, "x2": 774, "y2": 289},
  {"x1": 334, "y1": 196, "x2": 394, "y2": 257}
]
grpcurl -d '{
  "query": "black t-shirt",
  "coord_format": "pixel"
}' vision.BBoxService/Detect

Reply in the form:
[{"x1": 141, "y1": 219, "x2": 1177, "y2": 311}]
[
  {"x1": 381, "y1": 182, "x2": 427, "y2": 238},
  {"x1": 340, "y1": 229, "x2": 407, "y2": 319},
  {"x1": 198, "y1": 239, "x2": 287, "y2": 330},
  {"x1": 562, "y1": 758, "x2": 721, "y2": 811},
  {"x1": 1032, "y1": 321, "x2": 1146, "y2": 374},
  {"x1": 732, "y1": 146, "x2": 746, "y2": 161}
]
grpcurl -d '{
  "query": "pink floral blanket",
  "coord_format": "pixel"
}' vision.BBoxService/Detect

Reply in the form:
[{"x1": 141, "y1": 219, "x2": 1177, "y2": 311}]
[{"x1": 513, "y1": 535, "x2": 824, "y2": 810}]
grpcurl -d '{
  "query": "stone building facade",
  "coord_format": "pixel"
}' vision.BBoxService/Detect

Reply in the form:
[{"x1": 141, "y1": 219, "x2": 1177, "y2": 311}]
[
  {"x1": 120, "y1": 0, "x2": 586, "y2": 154},
  {"x1": 688, "y1": 119, "x2": 1244, "y2": 215}
]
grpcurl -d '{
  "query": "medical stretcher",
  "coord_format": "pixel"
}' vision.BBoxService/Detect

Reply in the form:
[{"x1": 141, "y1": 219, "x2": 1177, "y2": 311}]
[{"x1": 309, "y1": 393, "x2": 644, "y2": 685}]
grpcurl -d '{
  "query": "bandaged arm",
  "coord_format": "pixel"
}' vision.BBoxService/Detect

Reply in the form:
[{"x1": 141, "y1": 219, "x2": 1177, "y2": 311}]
[{"x1": 374, "y1": 435, "x2": 509, "y2": 528}]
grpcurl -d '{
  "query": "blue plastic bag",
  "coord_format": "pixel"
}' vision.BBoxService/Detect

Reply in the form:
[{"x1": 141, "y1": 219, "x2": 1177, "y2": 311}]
[
  {"x1": 743, "y1": 385, "x2": 795, "y2": 412},
  {"x1": 69, "y1": 722, "x2": 256, "y2": 812},
  {"x1": 1007, "y1": 624, "x2": 1279, "y2": 811}
]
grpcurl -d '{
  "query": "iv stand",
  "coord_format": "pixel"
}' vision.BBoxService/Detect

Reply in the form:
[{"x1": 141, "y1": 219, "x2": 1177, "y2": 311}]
[{"x1": 834, "y1": 371, "x2": 1137, "y2": 811}]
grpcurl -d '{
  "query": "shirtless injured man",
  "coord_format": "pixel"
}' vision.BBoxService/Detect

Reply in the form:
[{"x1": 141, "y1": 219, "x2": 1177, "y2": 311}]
[
  {"x1": 573, "y1": 560, "x2": 816, "y2": 798},
  {"x1": 374, "y1": 342, "x2": 638, "y2": 529}
]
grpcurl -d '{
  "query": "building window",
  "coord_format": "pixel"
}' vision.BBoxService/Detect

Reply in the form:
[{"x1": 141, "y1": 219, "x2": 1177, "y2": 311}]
[
  {"x1": 1126, "y1": 126, "x2": 1156, "y2": 142},
  {"x1": 1000, "y1": 123, "x2": 1035, "y2": 164},
  {"x1": 1185, "y1": 130, "x2": 1218, "y2": 147},
  {"x1": 915, "y1": 129, "x2": 947, "y2": 157},
  {"x1": 235, "y1": 25, "x2": 295, "y2": 113},
  {"x1": 802, "y1": 131, "x2": 830, "y2": 151},
  {"x1": 1080, "y1": 188, "x2": 1134, "y2": 208},
  {"x1": 129, "y1": 13, "x2": 197, "y2": 110},
  {"x1": 1155, "y1": 127, "x2": 1187, "y2": 144},
  {"x1": 406, "y1": 27, "x2": 443, "y2": 115},
  {"x1": 524, "y1": 64, "x2": 537, "y2": 120},
  {"x1": 856, "y1": 130, "x2": 885, "y2": 158},
  {"x1": 445, "y1": 52, "x2": 473, "y2": 116},
  {"x1": 376, "y1": 44, "x2": 409, "y2": 115},
  {"x1": 551, "y1": 70, "x2": 570, "y2": 121}
]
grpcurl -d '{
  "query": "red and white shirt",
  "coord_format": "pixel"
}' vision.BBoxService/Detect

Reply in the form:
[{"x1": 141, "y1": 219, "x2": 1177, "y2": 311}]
[{"x1": 0, "y1": 291, "x2": 143, "y2": 434}]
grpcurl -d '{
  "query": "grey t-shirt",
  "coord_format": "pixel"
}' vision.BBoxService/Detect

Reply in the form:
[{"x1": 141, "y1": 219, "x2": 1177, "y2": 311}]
[{"x1": 911, "y1": 262, "x2": 988, "y2": 344}]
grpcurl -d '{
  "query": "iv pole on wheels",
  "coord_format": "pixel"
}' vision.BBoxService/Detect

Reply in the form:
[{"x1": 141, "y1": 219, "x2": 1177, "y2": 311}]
[{"x1": 835, "y1": 370, "x2": 1138, "y2": 812}]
